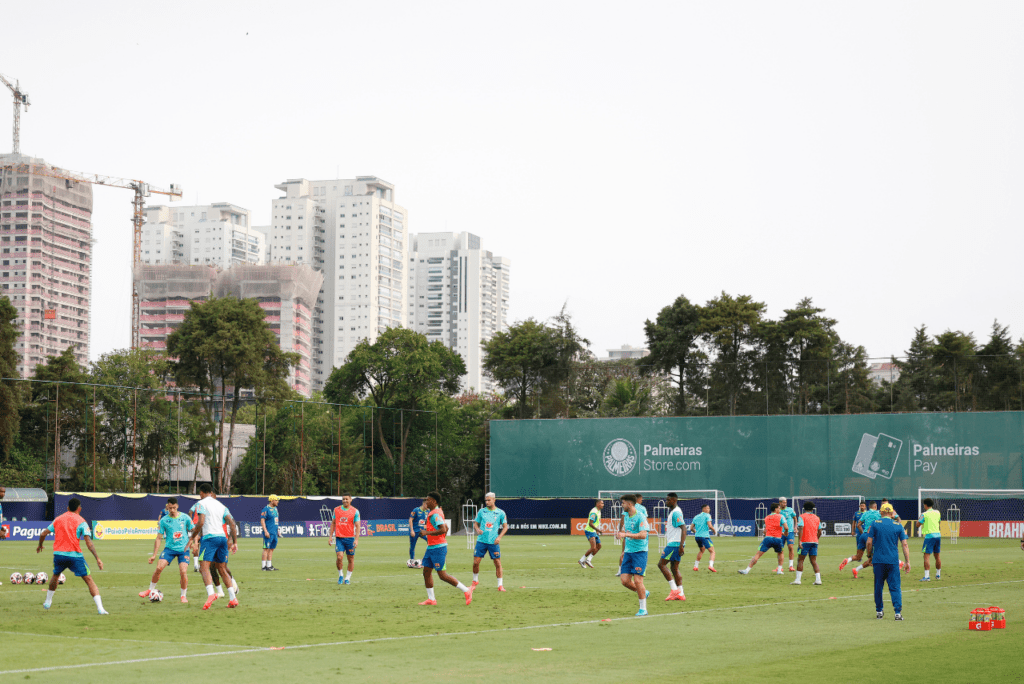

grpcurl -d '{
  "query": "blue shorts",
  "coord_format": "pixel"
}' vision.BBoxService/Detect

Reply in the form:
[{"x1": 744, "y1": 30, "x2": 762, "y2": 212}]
[
  {"x1": 660, "y1": 545, "x2": 682, "y2": 562},
  {"x1": 423, "y1": 545, "x2": 448, "y2": 571},
  {"x1": 799, "y1": 542, "x2": 818, "y2": 556},
  {"x1": 696, "y1": 537, "x2": 714, "y2": 550},
  {"x1": 53, "y1": 553, "x2": 89, "y2": 578},
  {"x1": 473, "y1": 541, "x2": 501, "y2": 559},
  {"x1": 335, "y1": 537, "x2": 356, "y2": 556},
  {"x1": 620, "y1": 551, "x2": 648, "y2": 577},
  {"x1": 784, "y1": 531, "x2": 795, "y2": 545},
  {"x1": 759, "y1": 537, "x2": 783, "y2": 554},
  {"x1": 585, "y1": 531, "x2": 601, "y2": 544},
  {"x1": 161, "y1": 549, "x2": 190, "y2": 565},
  {"x1": 923, "y1": 537, "x2": 941, "y2": 554},
  {"x1": 263, "y1": 534, "x2": 279, "y2": 550},
  {"x1": 199, "y1": 536, "x2": 229, "y2": 564},
  {"x1": 857, "y1": 533, "x2": 868, "y2": 551}
]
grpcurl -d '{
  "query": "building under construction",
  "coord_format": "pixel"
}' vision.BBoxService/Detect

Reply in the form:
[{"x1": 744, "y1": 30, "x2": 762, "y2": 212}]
[
  {"x1": 0, "y1": 153, "x2": 93, "y2": 377},
  {"x1": 134, "y1": 262, "x2": 323, "y2": 396}
]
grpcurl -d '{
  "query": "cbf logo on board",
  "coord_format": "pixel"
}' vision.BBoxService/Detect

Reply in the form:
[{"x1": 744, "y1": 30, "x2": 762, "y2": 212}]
[{"x1": 603, "y1": 439, "x2": 637, "y2": 476}]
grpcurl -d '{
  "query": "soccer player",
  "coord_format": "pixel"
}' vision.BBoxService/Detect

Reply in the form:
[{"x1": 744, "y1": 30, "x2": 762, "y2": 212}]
[
  {"x1": 330, "y1": 494, "x2": 360, "y2": 584},
  {"x1": 791, "y1": 501, "x2": 822, "y2": 586},
  {"x1": 739, "y1": 502, "x2": 788, "y2": 575},
  {"x1": 187, "y1": 484, "x2": 239, "y2": 610},
  {"x1": 917, "y1": 498, "x2": 942, "y2": 581},
  {"x1": 779, "y1": 497, "x2": 797, "y2": 571},
  {"x1": 409, "y1": 500, "x2": 428, "y2": 565},
  {"x1": 472, "y1": 492, "x2": 508, "y2": 591},
  {"x1": 657, "y1": 493, "x2": 686, "y2": 600},
  {"x1": 853, "y1": 501, "x2": 866, "y2": 545},
  {"x1": 881, "y1": 498, "x2": 901, "y2": 523},
  {"x1": 261, "y1": 495, "x2": 280, "y2": 571},
  {"x1": 579, "y1": 498, "x2": 604, "y2": 568},
  {"x1": 142, "y1": 497, "x2": 194, "y2": 603},
  {"x1": 865, "y1": 503, "x2": 910, "y2": 620},
  {"x1": 689, "y1": 503, "x2": 718, "y2": 572},
  {"x1": 616, "y1": 494, "x2": 651, "y2": 616},
  {"x1": 840, "y1": 500, "x2": 881, "y2": 578},
  {"x1": 617, "y1": 493, "x2": 648, "y2": 576},
  {"x1": 417, "y1": 491, "x2": 473, "y2": 606},
  {"x1": 35, "y1": 497, "x2": 107, "y2": 614}
]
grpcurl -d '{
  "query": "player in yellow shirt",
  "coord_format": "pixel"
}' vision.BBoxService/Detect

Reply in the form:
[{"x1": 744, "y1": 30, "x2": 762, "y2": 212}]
[
  {"x1": 579, "y1": 498, "x2": 604, "y2": 568},
  {"x1": 917, "y1": 498, "x2": 942, "y2": 581}
]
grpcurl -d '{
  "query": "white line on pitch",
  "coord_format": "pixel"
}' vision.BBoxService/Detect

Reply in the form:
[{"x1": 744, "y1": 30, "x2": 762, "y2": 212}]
[
  {"x1": 2, "y1": 578, "x2": 1020, "y2": 676},
  {"x1": 0, "y1": 630, "x2": 254, "y2": 650}
]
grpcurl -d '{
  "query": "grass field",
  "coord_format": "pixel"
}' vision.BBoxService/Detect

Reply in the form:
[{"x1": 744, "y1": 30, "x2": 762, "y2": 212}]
[{"x1": 0, "y1": 534, "x2": 1020, "y2": 682}]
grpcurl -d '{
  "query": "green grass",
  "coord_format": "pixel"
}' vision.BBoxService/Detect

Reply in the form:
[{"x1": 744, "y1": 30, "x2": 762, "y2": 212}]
[{"x1": 0, "y1": 535, "x2": 1021, "y2": 682}]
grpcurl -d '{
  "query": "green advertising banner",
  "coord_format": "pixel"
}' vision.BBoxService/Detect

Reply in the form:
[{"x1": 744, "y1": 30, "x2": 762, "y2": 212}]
[{"x1": 489, "y1": 413, "x2": 1024, "y2": 498}]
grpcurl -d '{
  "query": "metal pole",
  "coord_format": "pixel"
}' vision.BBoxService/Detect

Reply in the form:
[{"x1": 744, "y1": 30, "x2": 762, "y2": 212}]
[
  {"x1": 400, "y1": 408, "x2": 404, "y2": 497},
  {"x1": 299, "y1": 400, "x2": 305, "y2": 496},
  {"x1": 370, "y1": 407, "x2": 374, "y2": 496},
  {"x1": 337, "y1": 408, "x2": 342, "y2": 497},
  {"x1": 254, "y1": 402, "x2": 259, "y2": 496},
  {"x1": 131, "y1": 388, "x2": 137, "y2": 491},
  {"x1": 176, "y1": 390, "x2": 181, "y2": 495},
  {"x1": 92, "y1": 387, "x2": 96, "y2": 492},
  {"x1": 262, "y1": 411, "x2": 267, "y2": 496},
  {"x1": 53, "y1": 385, "x2": 60, "y2": 492},
  {"x1": 434, "y1": 411, "x2": 438, "y2": 492}
]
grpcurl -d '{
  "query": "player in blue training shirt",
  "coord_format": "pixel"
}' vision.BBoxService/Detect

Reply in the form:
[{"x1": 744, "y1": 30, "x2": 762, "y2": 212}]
[
  {"x1": 143, "y1": 497, "x2": 195, "y2": 602},
  {"x1": 840, "y1": 501, "x2": 881, "y2": 578},
  {"x1": 472, "y1": 492, "x2": 509, "y2": 591},
  {"x1": 409, "y1": 501, "x2": 428, "y2": 565},
  {"x1": 260, "y1": 495, "x2": 280, "y2": 571},
  {"x1": 866, "y1": 503, "x2": 910, "y2": 620},
  {"x1": 689, "y1": 503, "x2": 718, "y2": 572},
  {"x1": 616, "y1": 494, "x2": 651, "y2": 616}
]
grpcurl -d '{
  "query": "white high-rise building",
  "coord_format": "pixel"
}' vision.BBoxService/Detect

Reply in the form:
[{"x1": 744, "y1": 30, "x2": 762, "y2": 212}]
[
  {"x1": 270, "y1": 176, "x2": 407, "y2": 391},
  {"x1": 407, "y1": 232, "x2": 510, "y2": 393},
  {"x1": 141, "y1": 203, "x2": 266, "y2": 267}
]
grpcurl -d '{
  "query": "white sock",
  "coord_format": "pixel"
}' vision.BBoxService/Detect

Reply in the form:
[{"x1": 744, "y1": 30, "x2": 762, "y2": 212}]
[
  {"x1": 936, "y1": 570, "x2": 941, "y2": 578},
  {"x1": 739, "y1": 568, "x2": 750, "y2": 574},
  {"x1": 45, "y1": 590, "x2": 55, "y2": 604},
  {"x1": 639, "y1": 598, "x2": 647, "y2": 611},
  {"x1": 795, "y1": 571, "x2": 802, "y2": 581},
  {"x1": 345, "y1": 571, "x2": 352, "y2": 581},
  {"x1": 694, "y1": 560, "x2": 700, "y2": 569},
  {"x1": 789, "y1": 560, "x2": 794, "y2": 567},
  {"x1": 709, "y1": 560, "x2": 714, "y2": 568},
  {"x1": 776, "y1": 566, "x2": 782, "y2": 573},
  {"x1": 456, "y1": 582, "x2": 469, "y2": 592},
  {"x1": 844, "y1": 557, "x2": 852, "y2": 564},
  {"x1": 216, "y1": 586, "x2": 225, "y2": 597},
  {"x1": 924, "y1": 570, "x2": 930, "y2": 578},
  {"x1": 586, "y1": 554, "x2": 593, "y2": 561},
  {"x1": 339, "y1": 569, "x2": 345, "y2": 578},
  {"x1": 227, "y1": 586, "x2": 236, "y2": 601},
  {"x1": 262, "y1": 560, "x2": 268, "y2": 568},
  {"x1": 149, "y1": 582, "x2": 158, "y2": 591},
  {"x1": 473, "y1": 573, "x2": 480, "y2": 582},
  {"x1": 93, "y1": 595, "x2": 105, "y2": 611},
  {"x1": 205, "y1": 584, "x2": 215, "y2": 596},
  {"x1": 815, "y1": 573, "x2": 821, "y2": 582},
  {"x1": 181, "y1": 588, "x2": 187, "y2": 597},
  {"x1": 497, "y1": 578, "x2": 503, "y2": 587},
  {"x1": 669, "y1": 580, "x2": 678, "y2": 591},
  {"x1": 580, "y1": 556, "x2": 587, "y2": 563},
  {"x1": 232, "y1": 578, "x2": 238, "y2": 591},
  {"x1": 855, "y1": 565, "x2": 863, "y2": 572},
  {"x1": 426, "y1": 588, "x2": 435, "y2": 600}
]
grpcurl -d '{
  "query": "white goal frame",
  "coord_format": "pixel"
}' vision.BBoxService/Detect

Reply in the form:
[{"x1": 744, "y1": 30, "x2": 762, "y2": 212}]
[{"x1": 598, "y1": 489, "x2": 731, "y2": 536}]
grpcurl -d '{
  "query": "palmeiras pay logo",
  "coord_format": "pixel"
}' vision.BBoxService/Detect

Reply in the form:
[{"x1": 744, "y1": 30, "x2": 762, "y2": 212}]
[{"x1": 603, "y1": 439, "x2": 637, "y2": 477}]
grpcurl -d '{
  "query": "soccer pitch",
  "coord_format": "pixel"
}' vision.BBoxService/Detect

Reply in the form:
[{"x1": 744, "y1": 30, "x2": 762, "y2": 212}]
[{"x1": 1, "y1": 535, "x2": 1019, "y2": 682}]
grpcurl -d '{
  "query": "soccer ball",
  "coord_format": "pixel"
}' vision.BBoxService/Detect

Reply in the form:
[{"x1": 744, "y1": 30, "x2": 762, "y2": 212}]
[
  {"x1": 35, "y1": 572, "x2": 48, "y2": 585},
  {"x1": 58, "y1": 573, "x2": 66, "y2": 585},
  {"x1": 24, "y1": 572, "x2": 35, "y2": 585},
  {"x1": 10, "y1": 572, "x2": 22, "y2": 585},
  {"x1": 149, "y1": 589, "x2": 164, "y2": 603},
  {"x1": 406, "y1": 559, "x2": 416, "y2": 568},
  {"x1": 412, "y1": 559, "x2": 422, "y2": 569}
]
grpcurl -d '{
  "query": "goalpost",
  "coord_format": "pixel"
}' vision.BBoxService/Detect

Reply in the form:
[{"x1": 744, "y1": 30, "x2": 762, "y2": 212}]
[
  {"x1": 599, "y1": 490, "x2": 734, "y2": 546},
  {"x1": 792, "y1": 495, "x2": 864, "y2": 537},
  {"x1": 918, "y1": 489, "x2": 1024, "y2": 544}
]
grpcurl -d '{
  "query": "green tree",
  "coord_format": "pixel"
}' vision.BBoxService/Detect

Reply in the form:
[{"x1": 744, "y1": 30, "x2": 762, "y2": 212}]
[
  {"x1": 0, "y1": 296, "x2": 21, "y2": 462},
  {"x1": 829, "y1": 341, "x2": 875, "y2": 414},
  {"x1": 891, "y1": 326, "x2": 935, "y2": 411},
  {"x1": 931, "y1": 330, "x2": 977, "y2": 411},
  {"x1": 699, "y1": 293, "x2": 767, "y2": 415},
  {"x1": 168, "y1": 296, "x2": 299, "y2": 492},
  {"x1": 779, "y1": 298, "x2": 837, "y2": 414},
  {"x1": 481, "y1": 319, "x2": 557, "y2": 419},
  {"x1": 976, "y1": 321, "x2": 1021, "y2": 411},
  {"x1": 643, "y1": 295, "x2": 702, "y2": 415},
  {"x1": 324, "y1": 327, "x2": 465, "y2": 496}
]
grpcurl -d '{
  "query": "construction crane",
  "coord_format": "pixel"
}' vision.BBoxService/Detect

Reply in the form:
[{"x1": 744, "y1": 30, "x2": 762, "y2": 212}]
[
  {"x1": 0, "y1": 160, "x2": 181, "y2": 348},
  {"x1": 0, "y1": 74, "x2": 29, "y2": 155}
]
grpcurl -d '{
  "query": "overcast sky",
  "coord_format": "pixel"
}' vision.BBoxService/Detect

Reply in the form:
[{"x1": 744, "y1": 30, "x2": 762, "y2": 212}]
[{"x1": 4, "y1": 1, "x2": 1022, "y2": 364}]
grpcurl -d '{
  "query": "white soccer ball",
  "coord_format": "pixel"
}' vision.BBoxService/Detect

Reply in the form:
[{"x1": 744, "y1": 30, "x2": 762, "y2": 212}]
[
  {"x1": 58, "y1": 573, "x2": 66, "y2": 585},
  {"x1": 10, "y1": 572, "x2": 22, "y2": 585},
  {"x1": 24, "y1": 572, "x2": 35, "y2": 585},
  {"x1": 149, "y1": 589, "x2": 164, "y2": 603},
  {"x1": 413, "y1": 559, "x2": 423, "y2": 568},
  {"x1": 406, "y1": 559, "x2": 415, "y2": 568},
  {"x1": 35, "y1": 572, "x2": 48, "y2": 585}
]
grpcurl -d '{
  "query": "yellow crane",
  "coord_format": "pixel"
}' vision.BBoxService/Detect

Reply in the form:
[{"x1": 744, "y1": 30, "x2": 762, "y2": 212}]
[
  {"x1": 0, "y1": 73, "x2": 29, "y2": 155},
  {"x1": 0, "y1": 160, "x2": 181, "y2": 348}
]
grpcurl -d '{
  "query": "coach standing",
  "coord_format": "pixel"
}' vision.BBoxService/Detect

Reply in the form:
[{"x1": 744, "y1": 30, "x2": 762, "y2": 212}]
[{"x1": 865, "y1": 502, "x2": 910, "y2": 621}]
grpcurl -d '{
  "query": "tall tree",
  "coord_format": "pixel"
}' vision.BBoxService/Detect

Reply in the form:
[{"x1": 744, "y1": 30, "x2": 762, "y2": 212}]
[
  {"x1": 779, "y1": 298, "x2": 837, "y2": 414},
  {"x1": 481, "y1": 319, "x2": 557, "y2": 419},
  {"x1": 0, "y1": 296, "x2": 21, "y2": 462},
  {"x1": 324, "y1": 327, "x2": 465, "y2": 496},
  {"x1": 976, "y1": 321, "x2": 1020, "y2": 411},
  {"x1": 931, "y1": 330, "x2": 977, "y2": 412},
  {"x1": 643, "y1": 295, "x2": 702, "y2": 415},
  {"x1": 699, "y1": 293, "x2": 767, "y2": 415},
  {"x1": 891, "y1": 326, "x2": 935, "y2": 411},
  {"x1": 829, "y1": 341, "x2": 875, "y2": 414}
]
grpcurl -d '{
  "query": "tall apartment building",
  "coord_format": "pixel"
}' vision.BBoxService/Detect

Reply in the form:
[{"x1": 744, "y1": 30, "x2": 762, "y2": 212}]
[
  {"x1": 0, "y1": 154, "x2": 92, "y2": 377},
  {"x1": 141, "y1": 203, "x2": 265, "y2": 267},
  {"x1": 134, "y1": 263, "x2": 323, "y2": 396},
  {"x1": 407, "y1": 232, "x2": 510, "y2": 393},
  {"x1": 270, "y1": 176, "x2": 407, "y2": 392}
]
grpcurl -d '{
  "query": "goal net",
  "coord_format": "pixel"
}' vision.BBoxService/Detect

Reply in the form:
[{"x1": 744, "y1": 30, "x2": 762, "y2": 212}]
[
  {"x1": 918, "y1": 489, "x2": 1024, "y2": 544},
  {"x1": 599, "y1": 490, "x2": 733, "y2": 546},
  {"x1": 792, "y1": 495, "x2": 864, "y2": 537}
]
